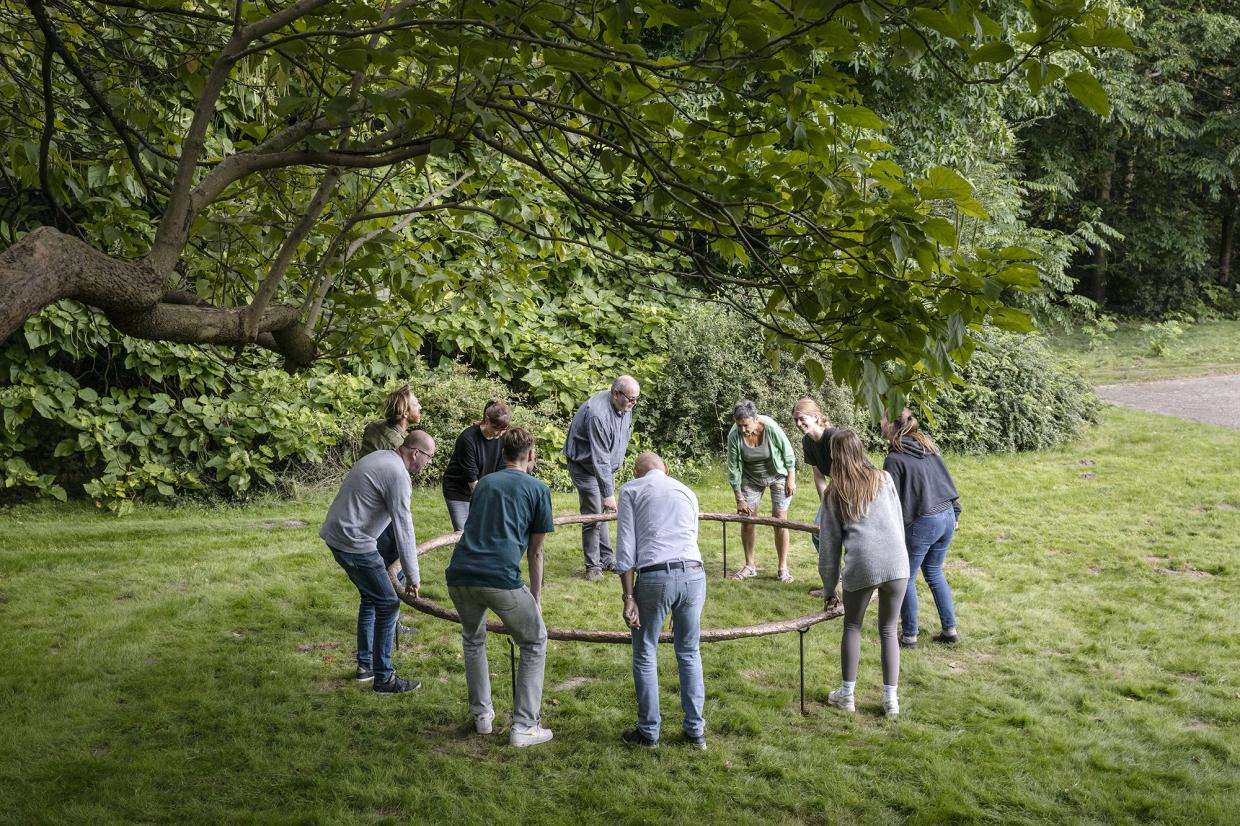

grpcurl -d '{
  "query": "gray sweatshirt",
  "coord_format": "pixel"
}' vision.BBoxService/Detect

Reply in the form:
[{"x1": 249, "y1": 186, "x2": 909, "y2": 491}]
[
  {"x1": 562, "y1": 389, "x2": 633, "y2": 498},
  {"x1": 320, "y1": 450, "x2": 420, "y2": 585},
  {"x1": 818, "y1": 472, "x2": 909, "y2": 593}
]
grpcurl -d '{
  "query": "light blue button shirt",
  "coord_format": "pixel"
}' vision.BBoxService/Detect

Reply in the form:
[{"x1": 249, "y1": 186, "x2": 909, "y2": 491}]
[{"x1": 615, "y1": 469, "x2": 701, "y2": 573}]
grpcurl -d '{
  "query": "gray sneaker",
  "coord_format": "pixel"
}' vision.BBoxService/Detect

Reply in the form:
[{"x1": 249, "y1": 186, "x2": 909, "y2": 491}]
[
  {"x1": 510, "y1": 724, "x2": 553, "y2": 747},
  {"x1": 474, "y1": 711, "x2": 495, "y2": 735},
  {"x1": 585, "y1": 568, "x2": 604, "y2": 582},
  {"x1": 827, "y1": 687, "x2": 855, "y2": 712}
]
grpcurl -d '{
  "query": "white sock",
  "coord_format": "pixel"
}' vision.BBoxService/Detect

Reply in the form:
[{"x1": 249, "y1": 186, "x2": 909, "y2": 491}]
[
  {"x1": 841, "y1": 680, "x2": 856, "y2": 696},
  {"x1": 883, "y1": 685, "x2": 898, "y2": 704}
]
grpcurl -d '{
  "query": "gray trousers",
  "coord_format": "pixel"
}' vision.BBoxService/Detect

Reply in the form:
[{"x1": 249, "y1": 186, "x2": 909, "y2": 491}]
[
  {"x1": 567, "y1": 461, "x2": 614, "y2": 571},
  {"x1": 448, "y1": 585, "x2": 547, "y2": 728},
  {"x1": 445, "y1": 498, "x2": 470, "y2": 533},
  {"x1": 840, "y1": 578, "x2": 908, "y2": 687}
]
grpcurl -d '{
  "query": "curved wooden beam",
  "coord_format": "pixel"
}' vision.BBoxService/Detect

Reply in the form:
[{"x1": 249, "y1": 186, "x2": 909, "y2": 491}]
[{"x1": 396, "y1": 510, "x2": 835, "y2": 644}]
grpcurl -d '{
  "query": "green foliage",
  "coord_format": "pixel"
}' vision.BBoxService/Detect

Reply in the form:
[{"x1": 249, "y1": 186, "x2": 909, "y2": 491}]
[
  {"x1": 1140, "y1": 319, "x2": 1186, "y2": 357},
  {"x1": 1084, "y1": 313, "x2": 1119, "y2": 350},
  {"x1": 639, "y1": 304, "x2": 872, "y2": 459},
  {"x1": 923, "y1": 329, "x2": 1100, "y2": 454}
]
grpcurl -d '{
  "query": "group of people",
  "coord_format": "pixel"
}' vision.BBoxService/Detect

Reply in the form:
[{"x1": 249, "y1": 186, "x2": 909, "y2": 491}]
[{"x1": 319, "y1": 376, "x2": 963, "y2": 749}]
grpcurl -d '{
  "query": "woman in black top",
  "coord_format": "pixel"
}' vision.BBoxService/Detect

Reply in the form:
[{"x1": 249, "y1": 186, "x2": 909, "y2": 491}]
[
  {"x1": 443, "y1": 401, "x2": 512, "y2": 531},
  {"x1": 881, "y1": 408, "x2": 962, "y2": 648},
  {"x1": 792, "y1": 398, "x2": 839, "y2": 546}
]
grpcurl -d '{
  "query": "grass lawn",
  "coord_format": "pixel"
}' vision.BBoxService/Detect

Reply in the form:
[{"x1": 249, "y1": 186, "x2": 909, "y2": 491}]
[
  {"x1": 1049, "y1": 318, "x2": 1240, "y2": 384},
  {"x1": 1, "y1": 407, "x2": 1238, "y2": 824}
]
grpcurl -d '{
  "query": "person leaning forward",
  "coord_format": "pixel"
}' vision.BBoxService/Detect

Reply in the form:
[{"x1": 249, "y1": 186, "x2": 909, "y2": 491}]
[
  {"x1": 563, "y1": 375, "x2": 639, "y2": 581},
  {"x1": 321, "y1": 429, "x2": 434, "y2": 694},
  {"x1": 616, "y1": 452, "x2": 707, "y2": 750},
  {"x1": 445, "y1": 427, "x2": 556, "y2": 747}
]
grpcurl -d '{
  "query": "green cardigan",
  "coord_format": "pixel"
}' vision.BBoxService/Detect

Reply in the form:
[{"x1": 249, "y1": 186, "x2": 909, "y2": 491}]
[{"x1": 726, "y1": 414, "x2": 796, "y2": 490}]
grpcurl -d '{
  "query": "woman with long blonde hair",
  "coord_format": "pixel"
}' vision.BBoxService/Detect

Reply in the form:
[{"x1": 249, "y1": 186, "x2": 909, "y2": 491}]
[
  {"x1": 819, "y1": 430, "x2": 910, "y2": 716},
  {"x1": 882, "y1": 408, "x2": 962, "y2": 648}
]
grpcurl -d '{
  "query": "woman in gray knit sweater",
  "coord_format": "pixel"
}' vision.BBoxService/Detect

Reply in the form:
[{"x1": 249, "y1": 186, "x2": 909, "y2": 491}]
[{"x1": 819, "y1": 430, "x2": 911, "y2": 717}]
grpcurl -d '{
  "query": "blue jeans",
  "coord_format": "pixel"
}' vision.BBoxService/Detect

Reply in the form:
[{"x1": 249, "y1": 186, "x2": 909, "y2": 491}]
[
  {"x1": 331, "y1": 547, "x2": 400, "y2": 682},
  {"x1": 900, "y1": 509, "x2": 958, "y2": 637},
  {"x1": 631, "y1": 564, "x2": 707, "y2": 741}
]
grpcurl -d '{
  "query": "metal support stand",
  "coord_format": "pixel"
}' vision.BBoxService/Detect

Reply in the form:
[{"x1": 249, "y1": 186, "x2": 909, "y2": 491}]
[
  {"x1": 798, "y1": 627, "x2": 809, "y2": 716},
  {"x1": 722, "y1": 522, "x2": 728, "y2": 578},
  {"x1": 509, "y1": 637, "x2": 517, "y2": 703}
]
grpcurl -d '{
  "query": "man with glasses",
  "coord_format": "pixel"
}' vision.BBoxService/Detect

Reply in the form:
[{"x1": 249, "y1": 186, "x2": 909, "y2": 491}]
[
  {"x1": 321, "y1": 429, "x2": 435, "y2": 694},
  {"x1": 563, "y1": 375, "x2": 640, "y2": 581}
]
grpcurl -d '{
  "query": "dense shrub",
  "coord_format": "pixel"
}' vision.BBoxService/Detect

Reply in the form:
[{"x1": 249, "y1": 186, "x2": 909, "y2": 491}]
[
  {"x1": 1, "y1": 303, "x2": 709, "y2": 512},
  {"x1": 638, "y1": 304, "x2": 867, "y2": 461},
  {"x1": 925, "y1": 328, "x2": 1099, "y2": 453}
]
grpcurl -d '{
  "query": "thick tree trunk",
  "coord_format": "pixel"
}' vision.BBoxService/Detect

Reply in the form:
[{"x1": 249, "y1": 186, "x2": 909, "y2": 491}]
[
  {"x1": 0, "y1": 226, "x2": 315, "y2": 366},
  {"x1": 1221, "y1": 191, "x2": 1237, "y2": 287}
]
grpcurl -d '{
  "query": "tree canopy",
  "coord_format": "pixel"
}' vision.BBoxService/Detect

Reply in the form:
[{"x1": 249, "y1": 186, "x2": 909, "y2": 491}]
[{"x1": 1, "y1": 0, "x2": 1128, "y2": 411}]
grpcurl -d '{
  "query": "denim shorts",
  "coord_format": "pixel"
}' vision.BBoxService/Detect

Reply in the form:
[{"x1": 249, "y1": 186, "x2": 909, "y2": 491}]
[{"x1": 741, "y1": 472, "x2": 791, "y2": 512}]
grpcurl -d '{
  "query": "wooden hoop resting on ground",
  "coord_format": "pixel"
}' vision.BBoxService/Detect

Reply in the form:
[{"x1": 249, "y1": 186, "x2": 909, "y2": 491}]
[{"x1": 392, "y1": 512, "x2": 842, "y2": 644}]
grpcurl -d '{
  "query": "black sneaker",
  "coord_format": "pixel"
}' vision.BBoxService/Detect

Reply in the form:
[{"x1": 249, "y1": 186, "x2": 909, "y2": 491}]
[
  {"x1": 620, "y1": 728, "x2": 658, "y2": 749},
  {"x1": 373, "y1": 675, "x2": 420, "y2": 694},
  {"x1": 685, "y1": 732, "x2": 707, "y2": 751},
  {"x1": 356, "y1": 667, "x2": 375, "y2": 683},
  {"x1": 601, "y1": 560, "x2": 617, "y2": 572},
  {"x1": 931, "y1": 630, "x2": 960, "y2": 645}
]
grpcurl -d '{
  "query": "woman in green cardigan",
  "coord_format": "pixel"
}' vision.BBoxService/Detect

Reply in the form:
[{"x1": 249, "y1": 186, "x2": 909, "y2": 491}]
[{"x1": 726, "y1": 399, "x2": 797, "y2": 582}]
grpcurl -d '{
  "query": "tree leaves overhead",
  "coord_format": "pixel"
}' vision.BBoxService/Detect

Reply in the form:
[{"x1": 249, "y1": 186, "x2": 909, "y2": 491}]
[{"x1": 0, "y1": 0, "x2": 1128, "y2": 412}]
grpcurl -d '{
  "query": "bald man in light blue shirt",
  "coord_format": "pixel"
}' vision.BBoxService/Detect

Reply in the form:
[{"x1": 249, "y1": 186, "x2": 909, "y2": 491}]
[{"x1": 616, "y1": 452, "x2": 707, "y2": 750}]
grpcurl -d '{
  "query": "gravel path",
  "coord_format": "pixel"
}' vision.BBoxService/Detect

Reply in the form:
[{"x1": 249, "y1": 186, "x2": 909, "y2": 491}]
[{"x1": 1096, "y1": 374, "x2": 1240, "y2": 430}]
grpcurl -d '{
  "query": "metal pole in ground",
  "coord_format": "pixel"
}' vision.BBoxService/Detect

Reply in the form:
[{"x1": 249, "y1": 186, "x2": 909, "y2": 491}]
[
  {"x1": 509, "y1": 636, "x2": 517, "y2": 703},
  {"x1": 722, "y1": 522, "x2": 728, "y2": 578},
  {"x1": 799, "y1": 627, "x2": 808, "y2": 716}
]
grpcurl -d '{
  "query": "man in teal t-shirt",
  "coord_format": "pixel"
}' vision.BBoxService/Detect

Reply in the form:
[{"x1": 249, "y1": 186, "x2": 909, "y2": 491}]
[{"x1": 446, "y1": 427, "x2": 556, "y2": 747}]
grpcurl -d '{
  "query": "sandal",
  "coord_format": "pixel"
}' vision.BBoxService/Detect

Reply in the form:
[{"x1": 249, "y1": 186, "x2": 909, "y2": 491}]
[
  {"x1": 777, "y1": 568, "x2": 794, "y2": 583},
  {"x1": 730, "y1": 564, "x2": 757, "y2": 580}
]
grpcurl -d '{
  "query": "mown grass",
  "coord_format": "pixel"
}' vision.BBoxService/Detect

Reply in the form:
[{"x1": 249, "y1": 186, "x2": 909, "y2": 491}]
[
  {"x1": 1, "y1": 406, "x2": 1238, "y2": 824},
  {"x1": 1048, "y1": 318, "x2": 1240, "y2": 384}
]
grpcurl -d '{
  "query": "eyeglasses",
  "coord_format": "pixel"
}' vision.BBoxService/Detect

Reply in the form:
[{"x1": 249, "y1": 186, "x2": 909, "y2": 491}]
[
  {"x1": 412, "y1": 448, "x2": 434, "y2": 461},
  {"x1": 616, "y1": 391, "x2": 640, "y2": 405}
]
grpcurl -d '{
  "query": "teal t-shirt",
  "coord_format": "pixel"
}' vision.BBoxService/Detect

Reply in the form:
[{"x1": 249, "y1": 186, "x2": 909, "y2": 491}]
[{"x1": 445, "y1": 468, "x2": 555, "y2": 589}]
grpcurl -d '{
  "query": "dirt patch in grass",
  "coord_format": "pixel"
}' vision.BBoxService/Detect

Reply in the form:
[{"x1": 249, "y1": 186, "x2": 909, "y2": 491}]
[
  {"x1": 553, "y1": 676, "x2": 593, "y2": 692},
  {"x1": 1146, "y1": 557, "x2": 1215, "y2": 577},
  {"x1": 296, "y1": 641, "x2": 341, "y2": 653},
  {"x1": 946, "y1": 558, "x2": 986, "y2": 576},
  {"x1": 259, "y1": 519, "x2": 309, "y2": 529},
  {"x1": 1217, "y1": 502, "x2": 1238, "y2": 512},
  {"x1": 1187, "y1": 719, "x2": 1213, "y2": 731}
]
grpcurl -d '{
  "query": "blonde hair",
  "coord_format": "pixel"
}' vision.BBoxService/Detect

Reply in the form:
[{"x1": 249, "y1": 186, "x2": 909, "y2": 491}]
[
  {"x1": 791, "y1": 397, "x2": 829, "y2": 427},
  {"x1": 383, "y1": 385, "x2": 418, "y2": 425},
  {"x1": 827, "y1": 430, "x2": 884, "y2": 521},
  {"x1": 883, "y1": 408, "x2": 939, "y2": 455}
]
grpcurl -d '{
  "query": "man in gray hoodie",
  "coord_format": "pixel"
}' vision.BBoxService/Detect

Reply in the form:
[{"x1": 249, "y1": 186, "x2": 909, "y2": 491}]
[{"x1": 321, "y1": 429, "x2": 434, "y2": 694}]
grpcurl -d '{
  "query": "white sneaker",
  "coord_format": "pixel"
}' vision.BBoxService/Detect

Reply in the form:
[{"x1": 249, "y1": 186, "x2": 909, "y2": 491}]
[
  {"x1": 474, "y1": 711, "x2": 495, "y2": 735},
  {"x1": 510, "y1": 724, "x2": 553, "y2": 748},
  {"x1": 827, "y1": 687, "x2": 855, "y2": 712},
  {"x1": 884, "y1": 697, "x2": 900, "y2": 717}
]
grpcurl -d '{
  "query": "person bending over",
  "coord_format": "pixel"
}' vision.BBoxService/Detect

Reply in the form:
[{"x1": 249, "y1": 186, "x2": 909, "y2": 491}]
[
  {"x1": 882, "y1": 408, "x2": 963, "y2": 648},
  {"x1": 563, "y1": 376, "x2": 639, "y2": 581},
  {"x1": 442, "y1": 400, "x2": 512, "y2": 532},
  {"x1": 321, "y1": 430, "x2": 434, "y2": 693},
  {"x1": 445, "y1": 428, "x2": 556, "y2": 747},
  {"x1": 819, "y1": 430, "x2": 910, "y2": 717},
  {"x1": 616, "y1": 452, "x2": 707, "y2": 751},
  {"x1": 726, "y1": 399, "x2": 797, "y2": 582}
]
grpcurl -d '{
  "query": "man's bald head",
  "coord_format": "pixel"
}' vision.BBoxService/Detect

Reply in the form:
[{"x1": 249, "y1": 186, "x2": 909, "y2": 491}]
[
  {"x1": 633, "y1": 451, "x2": 666, "y2": 478},
  {"x1": 402, "y1": 429, "x2": 435, "y2": 453}
]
